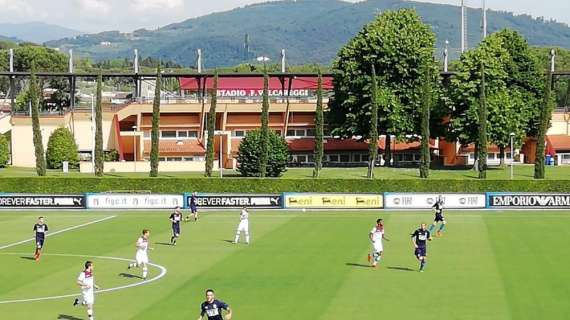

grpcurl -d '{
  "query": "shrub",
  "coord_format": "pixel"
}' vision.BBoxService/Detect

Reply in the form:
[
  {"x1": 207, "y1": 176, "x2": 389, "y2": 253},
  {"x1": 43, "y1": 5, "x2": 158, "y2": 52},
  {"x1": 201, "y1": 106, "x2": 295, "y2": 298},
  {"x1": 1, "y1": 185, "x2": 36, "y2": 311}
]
[
  {"x1": 46, "y1": 127, "x2": 79, "y2": 169},
  {"x1": 104, "y1": 149, "x2": 120, "y2": 162},
  {"x1": 237, "y1": 129, "x2": 288, "y2": 177},
  {"x1": 0, "y1": 134, "x2": 9, "y2": 167}
]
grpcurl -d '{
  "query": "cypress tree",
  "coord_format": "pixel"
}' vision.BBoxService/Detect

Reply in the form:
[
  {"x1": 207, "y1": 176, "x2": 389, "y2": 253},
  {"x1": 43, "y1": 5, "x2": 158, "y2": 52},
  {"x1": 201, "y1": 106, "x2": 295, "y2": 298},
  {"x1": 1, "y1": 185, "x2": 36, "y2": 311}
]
[
  {"x1": 149, "y1": 65, "x2": 162, "y2": 177},
  {"x1": 94, "y1": 72, "x2": 104, "y2": 176},
  {"x1": 30, "y1": 63, "x2": 46, "y2": 176},
  {"x1": 477, "y1": 63, "x2": 488, "y2": 179},
  {"x1": 534, "y1": 71, "x2": 554, "y2": 179},
  {"x1": 205, "y1": 72, "x2": 218, "y2": 177},
  {"x1": 259, "y1": 70, "x2": 270, "y2": 177},
  {"x1": 367, "y1": 65, "x2": 379, "y2": 179},
  {"x1": 313, "y1": 70, "x2": 324, "y2": 178},
  {"x1": 419, "y1": 65, "x2": 431, "y2": 179}
]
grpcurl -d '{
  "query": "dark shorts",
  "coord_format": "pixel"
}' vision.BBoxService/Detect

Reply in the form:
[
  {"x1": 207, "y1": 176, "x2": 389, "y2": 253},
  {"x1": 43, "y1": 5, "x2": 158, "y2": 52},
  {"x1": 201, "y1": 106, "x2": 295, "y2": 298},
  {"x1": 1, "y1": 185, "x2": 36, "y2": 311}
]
[
  {"x1": 190, "y1": 205, "x2": 197, "y2": 213},
  {"x1": 36, "y1": 237, "x2": 45, "y2": 248},
  {"x1": 172, "y1": 223, "x2": 180, "y2": 235},
  {"x1": 415, "y1": 246, "x2": 427, "y2": 257},
  {"x1": 434, "y1": 214, "x2": 445, "y2": 223}
]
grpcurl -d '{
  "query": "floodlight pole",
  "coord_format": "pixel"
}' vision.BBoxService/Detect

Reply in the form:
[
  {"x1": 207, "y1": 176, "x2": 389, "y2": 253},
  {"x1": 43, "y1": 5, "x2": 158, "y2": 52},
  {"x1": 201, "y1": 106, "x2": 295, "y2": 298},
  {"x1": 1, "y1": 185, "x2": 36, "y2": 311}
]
[{"x1": 482, "y1": 0, "x2": 487, "y2": 38}]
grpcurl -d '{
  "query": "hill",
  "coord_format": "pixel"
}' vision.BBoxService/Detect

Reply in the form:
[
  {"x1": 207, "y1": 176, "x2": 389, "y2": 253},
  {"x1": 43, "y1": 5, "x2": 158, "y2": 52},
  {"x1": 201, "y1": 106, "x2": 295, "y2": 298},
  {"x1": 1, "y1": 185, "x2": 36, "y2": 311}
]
[
  {"x1": 0, "y1": 22, "x2": 82, "y2": 43},
  {"x1": 45, "y1": 0, "x2": 570, "y2": 67}
]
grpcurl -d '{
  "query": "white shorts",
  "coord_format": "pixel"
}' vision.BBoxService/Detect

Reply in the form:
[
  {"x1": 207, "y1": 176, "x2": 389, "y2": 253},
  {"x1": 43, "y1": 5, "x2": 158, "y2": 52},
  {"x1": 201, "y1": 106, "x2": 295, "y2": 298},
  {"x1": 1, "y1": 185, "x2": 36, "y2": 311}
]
[
  {"x1": 372, "y1": 241, "x2": 383, "y2": 253},
  {"x1": 237, "y1": 221, "x2": 249, "y2": 233},
  {"x1": 82, "y1": 291, "x2": 94, "y2": 305},
  {"x1": 136, "y1": 252, "x2": 149, "y2": 265}
]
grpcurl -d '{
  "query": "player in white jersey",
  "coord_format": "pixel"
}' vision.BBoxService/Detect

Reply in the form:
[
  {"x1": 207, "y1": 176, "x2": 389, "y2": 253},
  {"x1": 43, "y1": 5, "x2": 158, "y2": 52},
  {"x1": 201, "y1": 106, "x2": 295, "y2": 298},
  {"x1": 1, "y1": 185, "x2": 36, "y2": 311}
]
[
  {"x1": 368, "y1": 219, "x2": 389, "y2": 268},
  {"x1": 127, "y1": 229, "x2": 151, "y2": 279},
  {"x1": 73, "y1": 261, "x2": 99, "y2": 320},
  {"x1": 233, "y1": 207, "x2": 250, "y2": 244}
]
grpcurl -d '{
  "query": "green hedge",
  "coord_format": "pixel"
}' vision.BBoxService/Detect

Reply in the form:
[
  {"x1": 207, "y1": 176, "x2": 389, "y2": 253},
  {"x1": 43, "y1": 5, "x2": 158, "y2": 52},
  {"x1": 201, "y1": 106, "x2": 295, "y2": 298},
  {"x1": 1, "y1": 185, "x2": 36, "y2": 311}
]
[{"x1": 0, "y1": 177, "x2": 569, "y2": 193}]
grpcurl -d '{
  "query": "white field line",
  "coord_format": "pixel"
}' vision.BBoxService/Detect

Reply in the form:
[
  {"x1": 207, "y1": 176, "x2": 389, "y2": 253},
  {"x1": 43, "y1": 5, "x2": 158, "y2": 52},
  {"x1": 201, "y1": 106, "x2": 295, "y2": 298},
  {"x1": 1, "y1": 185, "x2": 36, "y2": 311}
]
[
  {"x1": 0, "y1": 215, "x2": 117, "y2": 250},
  {"x1": 0, "y1": 253, "x2": 167, "y2": 304}
]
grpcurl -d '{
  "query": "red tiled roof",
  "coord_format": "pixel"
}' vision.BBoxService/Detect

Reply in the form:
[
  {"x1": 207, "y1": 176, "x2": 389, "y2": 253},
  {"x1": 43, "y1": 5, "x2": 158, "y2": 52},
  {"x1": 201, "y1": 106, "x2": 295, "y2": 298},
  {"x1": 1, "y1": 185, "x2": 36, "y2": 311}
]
[
  {"x1": 459, "y1": 143, "x2": 501, "y2": 153},
  {"x1": 288, "y1": 138, "x2": 369, "y2": 152},
  {"x1": 143, "y1": 140, "x2": 205, "y2": 155},
  {"x1": 287, "y1": 138, "x2": 435, "y2": 153},
  {"x1": 547, "y1": 135, "x2": 570, "y2": 152},
  {"x1": 378, "y1": 139, "x2": 436, "y2": 151}
]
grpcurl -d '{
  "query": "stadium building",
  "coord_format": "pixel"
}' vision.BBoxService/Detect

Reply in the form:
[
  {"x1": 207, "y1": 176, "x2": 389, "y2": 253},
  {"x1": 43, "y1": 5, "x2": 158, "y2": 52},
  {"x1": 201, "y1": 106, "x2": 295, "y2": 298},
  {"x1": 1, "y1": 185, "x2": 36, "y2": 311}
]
[{"x1": 2, "y1": 74, "x2": 570, "y2": 171}]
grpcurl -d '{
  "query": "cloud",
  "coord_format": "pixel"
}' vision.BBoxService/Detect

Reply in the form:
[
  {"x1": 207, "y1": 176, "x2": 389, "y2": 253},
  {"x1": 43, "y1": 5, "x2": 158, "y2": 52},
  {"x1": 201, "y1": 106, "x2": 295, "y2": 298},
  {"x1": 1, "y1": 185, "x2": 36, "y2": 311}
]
[
  {"x1": 74, "y1": 0, "x2": 111, "y2": 14},
  {"x1": 0, "y1": 0, "x2": 35, "y2": 19},
  {"x1": 130, "y1": 0, "x2": 184, "y2": 11}
]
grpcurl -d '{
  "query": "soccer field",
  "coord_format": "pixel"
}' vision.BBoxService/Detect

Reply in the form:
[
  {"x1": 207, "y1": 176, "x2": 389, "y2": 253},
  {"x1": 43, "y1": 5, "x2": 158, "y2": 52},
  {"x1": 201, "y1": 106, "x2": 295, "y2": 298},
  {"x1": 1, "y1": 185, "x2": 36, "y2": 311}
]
[{"x1": 0, "y1": 210, "x2": 569, "y2": 320}]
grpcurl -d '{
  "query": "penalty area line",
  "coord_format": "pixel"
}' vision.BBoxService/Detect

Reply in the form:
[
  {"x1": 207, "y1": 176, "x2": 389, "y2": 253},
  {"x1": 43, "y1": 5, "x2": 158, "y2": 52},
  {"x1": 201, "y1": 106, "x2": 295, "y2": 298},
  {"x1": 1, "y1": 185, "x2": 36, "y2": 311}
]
[
  {"x1": 0, "y1": 215, "x2": 117, "y2": 250},
  {"x1": 0, "y1": 252, "x2": 167, "y2": 304}
]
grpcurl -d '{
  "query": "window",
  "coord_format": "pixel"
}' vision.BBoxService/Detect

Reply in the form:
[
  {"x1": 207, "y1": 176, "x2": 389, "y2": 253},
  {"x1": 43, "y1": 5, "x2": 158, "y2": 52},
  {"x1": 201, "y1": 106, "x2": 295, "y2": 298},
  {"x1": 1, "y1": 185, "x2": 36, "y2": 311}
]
[
  {"x1": 340, "y1": 154, "x2": 350, "y2": 162},
  {"x1": 143, "y1": 131, "x2": 150, "y2": 139},
  {"x1": 295, "y1": 129, "x2": 305, "y2": 136},
  {"x1": 159, "y1": 157, "x2": 166, "y2": 161},
  {"x1": 183, "y1": 157, "x2": 194, "y2": 161},
  {"x1": 307, "y1": 154, "x2": 315, "y2": 163},
  {"x1": 487, "y1": 153, "x2": 496, "y2": 160},
  {"x1": 286, "y1": 129, "x2": 296, "y2": 137},
  {"x1": 188, "y1": 131, "x2": 198, "y2": 138},
  {"x1": 506, "y1": 153, "x2": 512, "y2": 159},
  {"x1": 178, "y1": 131, "x2": 188, "y2": 138},
  {"x1": 169, "y1": 157, "x2": 183, "y2": 162},
  {"x1": 469, "y1": 153, "x2": 475, "y2": 160},
  {"x1": 361, "y1": 154, "x2": 369, "y2": 162},
  {"x1": 329, "y1": 155, "x2": 339, "y2": 162},
  {"x1": 306, "y1": 128, "x2": 316, "y2": 136},
  {"x1": 161, "y1": 131, "x2": 177, "y2": 138},
  {"x1": 233, "y1": 130, "x2": 246, "y2": 137}
]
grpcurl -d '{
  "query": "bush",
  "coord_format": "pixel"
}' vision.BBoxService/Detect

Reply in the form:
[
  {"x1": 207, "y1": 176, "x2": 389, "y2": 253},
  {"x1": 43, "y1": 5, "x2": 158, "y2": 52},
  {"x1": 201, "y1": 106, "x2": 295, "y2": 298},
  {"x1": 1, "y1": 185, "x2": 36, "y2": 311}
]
[
  {"x1": 46, "y1": 127, "x2": 79, "y2": 169},
  {"x1": 0, "y1": 178, "x2": 568, "y2": 194},
  {"x1": 104, "y1": 149, "x2": 120, "y2": 162},
  {"x1": 237, "y1": 129, "x2": 288, "y2": 177},
  {"x1": 0, "y1": 134, "x2": 9, "y2": 167}
]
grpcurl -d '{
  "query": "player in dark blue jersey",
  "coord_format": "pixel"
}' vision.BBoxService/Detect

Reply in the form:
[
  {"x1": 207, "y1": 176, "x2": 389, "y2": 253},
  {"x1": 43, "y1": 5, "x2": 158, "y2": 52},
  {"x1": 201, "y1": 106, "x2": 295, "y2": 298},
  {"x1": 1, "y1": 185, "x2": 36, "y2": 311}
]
[
  {"x1": 429, "y1": 196, "x2": 446, "y2": 237},
  {"x1": 411, "y1": 223, "x2": 432, "y2": 272},
  {"x1": 33, "y1": 216, "x2": 48, "y2": 261},
  {"x1": 170, "y1": 207, "x2": 183, "y2": 245},
  {"x1": 198, "y1": 289, "x2": 232, "y2": 320},
  {"x1": 186, "y1": 192, "x2": 199, "y2": 222}
]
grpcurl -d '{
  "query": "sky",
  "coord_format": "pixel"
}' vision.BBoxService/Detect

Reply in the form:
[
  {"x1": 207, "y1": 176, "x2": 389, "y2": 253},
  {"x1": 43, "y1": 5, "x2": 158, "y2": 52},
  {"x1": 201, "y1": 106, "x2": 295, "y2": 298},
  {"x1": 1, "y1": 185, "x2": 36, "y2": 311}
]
[{"x1": 0, "y1": 0, "x2": 566, "y2": 33}]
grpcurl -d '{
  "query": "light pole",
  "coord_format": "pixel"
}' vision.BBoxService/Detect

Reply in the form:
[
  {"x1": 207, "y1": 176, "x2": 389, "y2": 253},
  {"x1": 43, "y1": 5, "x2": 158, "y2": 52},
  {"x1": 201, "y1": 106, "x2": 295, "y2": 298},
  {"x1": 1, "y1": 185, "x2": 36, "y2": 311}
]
[
  {"x1": 256, "y1": 56, "x2": 270, "y2": 69},
  {"x1": 510, "y1": 132, "x2": 515, "y2": 180},
  {"x1": 132, "y1": 125, "x2": 137, "y2": 173},
  {"x1": 91, "y1": 94, "x2": 95, "y2": 173}
]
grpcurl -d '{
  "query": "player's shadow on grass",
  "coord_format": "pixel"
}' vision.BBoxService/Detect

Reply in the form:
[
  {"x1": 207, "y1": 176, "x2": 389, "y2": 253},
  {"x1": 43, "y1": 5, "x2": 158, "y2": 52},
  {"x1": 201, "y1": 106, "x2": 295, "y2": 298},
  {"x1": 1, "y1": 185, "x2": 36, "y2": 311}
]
[
  {"x1": 387, "y1": 266, "x2": 415, "y2": 272},
  {"x1": 222, "y1": 240, "x2": 234, "y2": 244},
  {"x1": 58, "y1": 315, "x2": 83, "y2": 320},
  {"x1": 119, "y1": 273, "x2": 144, "y2": 280},
  {"x1": 20, "y1": 256, "x2": 36, "y2": 261},
  {"x1": 155, "y1": 242, "x2": 173, "y2": 246},
  {"x1": 345, "y1": 262, "x2": 371, "y2": 268}
]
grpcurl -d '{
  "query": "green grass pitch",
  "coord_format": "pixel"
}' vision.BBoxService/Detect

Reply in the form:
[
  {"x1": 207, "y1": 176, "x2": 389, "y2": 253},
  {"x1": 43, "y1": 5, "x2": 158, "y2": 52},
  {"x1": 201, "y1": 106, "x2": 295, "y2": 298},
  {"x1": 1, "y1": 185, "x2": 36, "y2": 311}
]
[{"x1": 0, "y1": 210, "x2": 569, "y2": 319}]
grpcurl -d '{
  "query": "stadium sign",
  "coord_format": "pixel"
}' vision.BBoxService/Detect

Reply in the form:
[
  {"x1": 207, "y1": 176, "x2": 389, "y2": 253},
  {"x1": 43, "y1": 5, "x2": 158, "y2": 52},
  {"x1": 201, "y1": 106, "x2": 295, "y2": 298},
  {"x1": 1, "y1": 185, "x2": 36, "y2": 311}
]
[
  {"x1": 488, "y1": 193, "x2": 570, "y2": 208},
  {"x1": 0, "y1": 194, "x2": 85, "y2": 209},
  {"x1": 86, "y1": 194, "x2": 183, "y2": 209},
  {"x1": 283, "y1": 193, "x2": 383, "y2": 209},
  {"x1": 384, "y1": 193, "x2": 486, "y2": 209},
  {"x1": 187, "y1": 194, "x2": 282, "y2": 208}
]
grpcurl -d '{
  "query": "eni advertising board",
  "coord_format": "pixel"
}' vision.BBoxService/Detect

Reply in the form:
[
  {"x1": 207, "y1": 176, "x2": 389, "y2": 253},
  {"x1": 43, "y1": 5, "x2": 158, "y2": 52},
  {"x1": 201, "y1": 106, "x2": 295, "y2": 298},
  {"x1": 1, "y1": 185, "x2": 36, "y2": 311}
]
[{"x1": 283, "y1": 193, "x2": 383, "y2": 209}]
